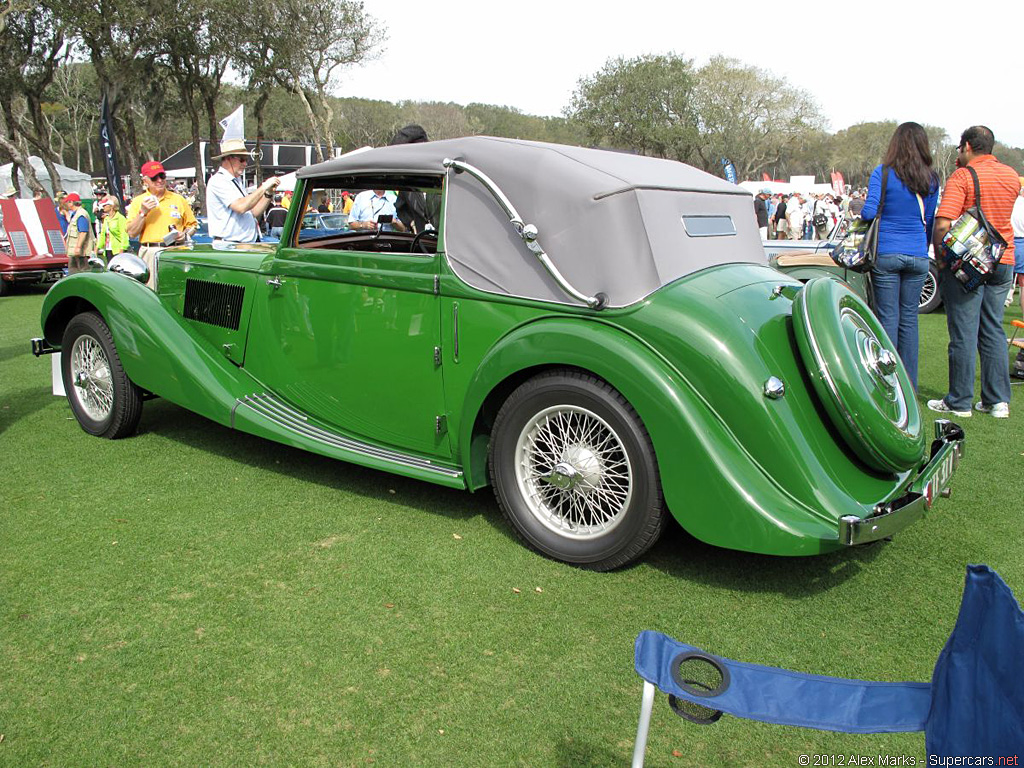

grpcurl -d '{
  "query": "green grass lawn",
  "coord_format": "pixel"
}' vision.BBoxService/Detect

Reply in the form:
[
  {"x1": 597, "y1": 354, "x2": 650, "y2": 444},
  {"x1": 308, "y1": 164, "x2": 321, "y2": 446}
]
[{"x1": 1, "y1": 286, "x2": 1022, "y2": 767}]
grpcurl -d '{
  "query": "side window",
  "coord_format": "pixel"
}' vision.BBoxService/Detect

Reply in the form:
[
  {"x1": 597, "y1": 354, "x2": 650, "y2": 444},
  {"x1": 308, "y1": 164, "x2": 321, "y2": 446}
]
[{"x1": 295, "y1": 175, "x2": 443, "y2": 255}]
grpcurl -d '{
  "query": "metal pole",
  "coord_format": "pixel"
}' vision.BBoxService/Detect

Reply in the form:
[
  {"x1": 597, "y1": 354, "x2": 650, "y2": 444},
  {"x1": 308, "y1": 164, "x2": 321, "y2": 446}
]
[{"x1": 631, "y1": 681, "x2": 656, "y2": 768}]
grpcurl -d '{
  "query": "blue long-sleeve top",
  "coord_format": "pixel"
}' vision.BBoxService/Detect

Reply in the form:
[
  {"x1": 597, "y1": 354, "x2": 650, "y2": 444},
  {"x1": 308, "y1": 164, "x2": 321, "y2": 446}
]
[{"x1": 860, "y1": 164, "x2": 938, "y2": 258}]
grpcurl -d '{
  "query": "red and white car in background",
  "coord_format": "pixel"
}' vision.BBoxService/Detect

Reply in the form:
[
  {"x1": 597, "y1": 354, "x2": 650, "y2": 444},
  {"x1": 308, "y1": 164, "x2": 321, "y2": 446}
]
[{"x1": 0, "y1": 198, "x2": 68, "y2": 296}]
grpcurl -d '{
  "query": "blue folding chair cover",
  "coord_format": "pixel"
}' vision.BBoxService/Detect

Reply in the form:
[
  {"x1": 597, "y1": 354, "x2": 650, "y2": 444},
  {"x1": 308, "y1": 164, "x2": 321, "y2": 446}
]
[
  {"x1": 926, "y1": 564, "x2": 1024, "y2": 754},
  {"x1": 634, "y1": 632, "x2": 931, "y2": 733},
  {"x1": 633, "y1": 565, "x2": 1023, "y2": 764}
]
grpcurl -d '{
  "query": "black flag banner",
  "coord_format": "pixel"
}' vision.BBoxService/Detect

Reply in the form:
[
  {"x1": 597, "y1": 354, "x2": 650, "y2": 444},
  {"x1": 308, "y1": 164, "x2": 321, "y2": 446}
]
[{"x1": 99, "y1": 95, "x2": 126, "y2": 209}]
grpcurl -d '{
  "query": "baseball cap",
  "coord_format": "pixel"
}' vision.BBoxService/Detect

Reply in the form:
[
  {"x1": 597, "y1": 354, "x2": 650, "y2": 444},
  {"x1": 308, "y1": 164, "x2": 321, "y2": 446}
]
[
  {"x1": 760, "y1": 187, "x2": 772, "y2": 194},
  {"x1": 141, "y1": 161, "x2": 165, "y2": 178},
  {"x1": 64, "y1": 192, "x2": 81, "y2": 203}
]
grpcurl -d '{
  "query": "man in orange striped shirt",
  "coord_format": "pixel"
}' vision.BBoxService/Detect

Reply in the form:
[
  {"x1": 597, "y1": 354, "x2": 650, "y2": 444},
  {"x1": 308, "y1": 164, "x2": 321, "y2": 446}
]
[{"x1": 928, "y1": 126, "x2": 1022, "y2": 420}]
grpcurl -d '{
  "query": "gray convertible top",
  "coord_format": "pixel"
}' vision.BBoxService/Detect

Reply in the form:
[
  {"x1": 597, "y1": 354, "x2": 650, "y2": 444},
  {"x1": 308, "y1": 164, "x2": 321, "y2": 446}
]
[{"x1": 299, "y1": 137, "x2": 765, "y2": 307}]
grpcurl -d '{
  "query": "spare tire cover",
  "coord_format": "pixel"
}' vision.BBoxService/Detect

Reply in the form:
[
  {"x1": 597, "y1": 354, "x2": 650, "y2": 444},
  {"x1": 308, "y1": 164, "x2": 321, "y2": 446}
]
[{"x1": 792, "y1": 277, "x2": 925, "y2": 473}]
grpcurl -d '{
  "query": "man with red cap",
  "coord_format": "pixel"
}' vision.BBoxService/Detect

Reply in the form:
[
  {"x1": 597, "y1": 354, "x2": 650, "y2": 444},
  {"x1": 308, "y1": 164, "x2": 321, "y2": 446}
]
[
  {"x1": 63, "y1": 193, "x2": 94, "y2": 274},
  {"x1": 126, "y1": 160, "x2": 197, "y2": 289}
]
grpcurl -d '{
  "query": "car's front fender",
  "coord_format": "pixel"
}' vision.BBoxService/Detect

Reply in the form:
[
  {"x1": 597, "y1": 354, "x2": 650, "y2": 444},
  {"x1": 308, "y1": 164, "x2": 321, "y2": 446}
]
[{"x1": 41, "y1": 272, "x2": 261, "y2": 427}]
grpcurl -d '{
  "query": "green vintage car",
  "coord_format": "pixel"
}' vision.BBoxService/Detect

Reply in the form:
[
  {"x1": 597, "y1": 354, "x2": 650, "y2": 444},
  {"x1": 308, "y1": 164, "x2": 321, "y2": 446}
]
[{"x1": 33, "y1": 138, "x2": 964, "y2": 570}]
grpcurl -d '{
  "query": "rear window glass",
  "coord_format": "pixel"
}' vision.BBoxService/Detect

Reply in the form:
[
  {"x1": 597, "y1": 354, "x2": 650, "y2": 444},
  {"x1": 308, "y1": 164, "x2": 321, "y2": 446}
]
[{"x1": 681, "y1": 215, "x2": 736, "y2": 237}]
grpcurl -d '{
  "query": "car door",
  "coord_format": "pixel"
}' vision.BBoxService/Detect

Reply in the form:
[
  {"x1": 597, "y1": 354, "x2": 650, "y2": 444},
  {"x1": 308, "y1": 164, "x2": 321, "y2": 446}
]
[{"x1": 244, "y1": 212, "x2": 450, "y2": 459}]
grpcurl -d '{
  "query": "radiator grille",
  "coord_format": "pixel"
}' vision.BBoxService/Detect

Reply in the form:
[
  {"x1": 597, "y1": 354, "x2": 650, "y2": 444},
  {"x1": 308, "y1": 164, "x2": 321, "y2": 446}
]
[{"x1": 183, "y1": 279, "x2": 245, "y2": 331}]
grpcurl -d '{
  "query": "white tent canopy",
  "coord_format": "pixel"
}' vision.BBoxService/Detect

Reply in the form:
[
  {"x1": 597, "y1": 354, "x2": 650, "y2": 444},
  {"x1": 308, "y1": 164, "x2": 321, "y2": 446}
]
[{"x1": 0, "y1": 156, "x2": 93, "y2": 199}]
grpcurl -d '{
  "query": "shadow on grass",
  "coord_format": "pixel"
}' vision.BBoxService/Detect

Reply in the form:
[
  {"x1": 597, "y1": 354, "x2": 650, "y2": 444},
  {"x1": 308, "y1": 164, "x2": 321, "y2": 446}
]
[
  {"x1": 0, "y1": 341, "x2": 33, "y2": 365},
  {"x1": 0, "y1": 385, "x2": 59, "y2": 436},
  {"x1": 642, "y1": 517, "x2": 885, "y2": 598},
  {"x1": 142, "y1": 398, "x2": 503, "y2": 529},
  {"x1": 554, "y1": 733, "x2": 625, "y2": 768}
]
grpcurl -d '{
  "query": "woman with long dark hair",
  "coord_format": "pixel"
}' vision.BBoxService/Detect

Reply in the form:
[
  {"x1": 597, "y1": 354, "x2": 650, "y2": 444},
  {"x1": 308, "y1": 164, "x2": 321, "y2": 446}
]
[{"x1": 860, "y1": 121, "x2": 940, "y2": 388}]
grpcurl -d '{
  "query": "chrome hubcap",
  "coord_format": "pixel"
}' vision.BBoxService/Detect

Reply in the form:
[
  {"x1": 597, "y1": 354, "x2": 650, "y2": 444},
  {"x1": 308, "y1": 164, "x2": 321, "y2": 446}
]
[
  {"x1": 843, "y1": 307, "x2": 909, "y2": 429},
  {"x1": 70, "y1": 334, "x2": 113, "y2": 421},
  {"x1": 515, "y1": 405, "x2": 633, "y2": 540}
]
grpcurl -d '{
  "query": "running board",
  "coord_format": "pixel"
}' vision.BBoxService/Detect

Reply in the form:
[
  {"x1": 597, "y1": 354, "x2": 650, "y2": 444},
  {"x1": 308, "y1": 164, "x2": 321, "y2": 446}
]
[{"x1": 233, "y1": 392, "x2": 464, "y2": 488}]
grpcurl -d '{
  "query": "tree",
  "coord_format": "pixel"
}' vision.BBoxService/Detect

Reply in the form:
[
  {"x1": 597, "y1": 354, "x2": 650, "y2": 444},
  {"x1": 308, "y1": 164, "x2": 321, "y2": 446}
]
[
  {"x1": 161, "y1": 0, "x2": 233, "y2": 207},
  {"x1": 0, "y1": 2, "x2": 66, "y2": 194},
  {"x1": 399, "y1": 101, "x2": 473, "y2": 141},
  {"x1": 336, "y1": 97, "x2": 402, "y2": 150},
  {"x1": 59, "y1": 0, "x2": 165, "y2": 194},
  {"x1": 565, "y1": 54, "x2": 700, "y2": 163},
  {"x1": 278, "y1": 0, "x2": 385, "y2": 162},
  {"x1": 690, "y1": 56, "x2": 825, "y2": 180}
]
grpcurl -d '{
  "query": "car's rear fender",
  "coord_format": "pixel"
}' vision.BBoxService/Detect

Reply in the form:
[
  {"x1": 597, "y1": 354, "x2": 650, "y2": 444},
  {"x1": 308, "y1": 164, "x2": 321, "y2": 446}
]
[
  {"x1": 41, "y1": 272, "x2": 261, "y2": 427},
  {"x1": 459, "y1": 317, "x2": 841, "y2": 555}
]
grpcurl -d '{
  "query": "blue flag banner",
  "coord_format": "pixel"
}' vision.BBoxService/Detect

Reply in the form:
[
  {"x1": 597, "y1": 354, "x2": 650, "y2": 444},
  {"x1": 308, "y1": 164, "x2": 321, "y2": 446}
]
[
  {"x1": 99, "y1": 96, "x2": 125, "y2": 209},
  {"x1": 721, "y1": 159, "x2": 737, "y2": 184}
]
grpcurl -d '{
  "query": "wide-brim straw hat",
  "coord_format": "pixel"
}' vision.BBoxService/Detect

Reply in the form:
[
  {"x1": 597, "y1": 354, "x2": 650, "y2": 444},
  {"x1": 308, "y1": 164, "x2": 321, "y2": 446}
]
[{"x1": 211, "y1": 138, "x2": 250, "y2": 160}]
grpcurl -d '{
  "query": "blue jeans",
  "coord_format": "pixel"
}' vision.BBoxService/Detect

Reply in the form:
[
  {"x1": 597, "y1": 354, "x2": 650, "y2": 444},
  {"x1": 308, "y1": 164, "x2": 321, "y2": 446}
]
[
  {"x1": 938, "y1": 262, "x2": 1013, "y2": 410},
  {"x1": 871, "y1": 254, "x2": 929, "y2": 388}
]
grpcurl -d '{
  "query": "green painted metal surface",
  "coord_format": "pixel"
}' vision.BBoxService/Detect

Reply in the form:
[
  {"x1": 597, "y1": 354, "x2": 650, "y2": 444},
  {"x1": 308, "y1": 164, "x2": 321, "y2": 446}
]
[{"x1": 39, "y1": 213, "x2": 953, "y2": 557}]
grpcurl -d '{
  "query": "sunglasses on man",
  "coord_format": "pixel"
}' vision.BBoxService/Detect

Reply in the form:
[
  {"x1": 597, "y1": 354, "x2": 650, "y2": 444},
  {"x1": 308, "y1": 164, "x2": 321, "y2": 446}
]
[{"x1": 148, "y1": 173, "x2": 167, "y2": 181}]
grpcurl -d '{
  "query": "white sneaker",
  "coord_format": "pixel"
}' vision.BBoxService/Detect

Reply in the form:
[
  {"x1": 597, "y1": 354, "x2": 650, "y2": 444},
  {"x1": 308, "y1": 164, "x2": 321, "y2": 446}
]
[
  {"x1": 975, "y1": 401, "x2": 1009, "y2": 418},
  {"x1": 927, "y1": 399, "x2": 971, "y2": 418}
]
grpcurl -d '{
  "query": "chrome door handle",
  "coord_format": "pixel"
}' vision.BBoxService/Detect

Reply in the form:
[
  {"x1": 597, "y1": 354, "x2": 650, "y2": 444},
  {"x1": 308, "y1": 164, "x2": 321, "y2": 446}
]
[{"x1": 266, "y1": 277, "x2": 283, "y2": 290}]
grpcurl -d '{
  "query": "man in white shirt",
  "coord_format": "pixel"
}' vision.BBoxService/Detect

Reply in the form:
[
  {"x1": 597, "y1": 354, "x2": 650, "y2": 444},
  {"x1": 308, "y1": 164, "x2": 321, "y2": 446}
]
[
  {"x1": 348, "y1": 189, "x2": 407, "y2": 232},
  {"x1": 786, "y1": 193, "x2": 806, "y2": 241},
  {"x1": 205, "y1": 139, "x2": 280, "y2": 244}
]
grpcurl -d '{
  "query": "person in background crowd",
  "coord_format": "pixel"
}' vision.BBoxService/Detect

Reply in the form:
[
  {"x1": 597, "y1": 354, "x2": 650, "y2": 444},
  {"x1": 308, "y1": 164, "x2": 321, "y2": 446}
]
[
  {"x1": 64, "y1": 193, "x2": 94, "y2": 274},
  {"x1": 126, "y1": 160, "x2": 197, "y2": 289},
  {"x1": 1010, "y1": 181, "x2": 1024, "y2": 379},
  {"x1": 205, "y1": 139, "x2": 279, "y2": 244},
  {"x1": 340, "y1": 191, "x2": 353, "y2": 216},
  {"x1": 265, "y1": 194, "x2": 287, "y2": 240},
  {"x1": 927, "y1": 125, "x2": 1021, "y2": 419},
  {"x1": 787, "y1": 193, "x2": 805, "y2": 240},
  {"x1": 54, "y1": 191, "x2": 69, "y2": 237},
  {"x1": 811, "y1": 195, "x2": 830, "y2": 239},
  {"x1": 348, "y1": 189, "x2": 407, "y2": 232},
  {"x1": 802, "y1": 195, "x2": 816, "y2": 238},
  {"x1": 767, "y1": 194, "x2": 779, "y2": 239},
  {"x1": 754, "y1": 188, "x2": 770, "y2": 240},
  {"x1": 95, "y1": 195, "x2": 129, "y2": 264},
  {"x1": 388, "y1": 124, "x2": 439, "y2": 233},
  {"x1": 860, "y1": 122, "x2": 939, "y2": 389},
  {"x1": 773, "y1": 194, "x2": 789, "y2": 239},
  {"x1": 849, "y1": 191, "x2": 865, "y2": 219}
]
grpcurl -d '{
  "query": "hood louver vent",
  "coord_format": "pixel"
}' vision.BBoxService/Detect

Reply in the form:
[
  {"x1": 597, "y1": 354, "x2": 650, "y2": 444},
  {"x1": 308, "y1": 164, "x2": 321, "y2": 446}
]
[{"x1": 183, "y1": 279, "x2": 245, "y2": 331}]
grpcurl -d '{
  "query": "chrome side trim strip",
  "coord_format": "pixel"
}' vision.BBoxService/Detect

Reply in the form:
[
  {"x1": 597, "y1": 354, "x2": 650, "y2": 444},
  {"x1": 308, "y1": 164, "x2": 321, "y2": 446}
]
[{"x1": 236, "y1": 393, "x2": 462, "y2": 479}]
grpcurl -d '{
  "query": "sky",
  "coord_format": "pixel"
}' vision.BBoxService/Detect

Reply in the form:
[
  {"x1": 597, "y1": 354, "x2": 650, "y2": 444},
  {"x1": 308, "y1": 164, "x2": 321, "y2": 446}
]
[{"x1": 341, "y1": 0, "x2": 1024, "y2": 152}]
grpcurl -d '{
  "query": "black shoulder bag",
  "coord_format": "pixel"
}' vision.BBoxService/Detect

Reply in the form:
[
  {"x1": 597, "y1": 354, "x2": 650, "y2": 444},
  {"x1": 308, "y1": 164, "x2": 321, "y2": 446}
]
[
  {"x1": 941, "y1": 166, "x2": 1007, "y2": 292},
  {"x1": 832, "y1": 165, "x2": 888, "y2": 272}
]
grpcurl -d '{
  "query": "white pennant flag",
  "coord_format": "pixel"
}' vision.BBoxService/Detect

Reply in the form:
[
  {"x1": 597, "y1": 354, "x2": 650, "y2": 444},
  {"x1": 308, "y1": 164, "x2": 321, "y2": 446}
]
[{"x1": 218, "y1": 105, "x2": 244, "y2": 141}]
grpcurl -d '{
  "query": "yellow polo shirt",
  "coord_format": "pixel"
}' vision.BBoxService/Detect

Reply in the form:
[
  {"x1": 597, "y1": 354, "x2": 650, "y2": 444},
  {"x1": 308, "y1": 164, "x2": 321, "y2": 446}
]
[{"x1": 126, "y1": 190, "x2": 197, "y2": 243}]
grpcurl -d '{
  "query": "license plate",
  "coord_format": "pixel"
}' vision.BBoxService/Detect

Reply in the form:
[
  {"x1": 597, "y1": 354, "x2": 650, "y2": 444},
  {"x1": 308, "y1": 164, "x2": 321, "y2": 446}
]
[{"x1": 918, "y1": 442, "x2": 961, "y2": 508}]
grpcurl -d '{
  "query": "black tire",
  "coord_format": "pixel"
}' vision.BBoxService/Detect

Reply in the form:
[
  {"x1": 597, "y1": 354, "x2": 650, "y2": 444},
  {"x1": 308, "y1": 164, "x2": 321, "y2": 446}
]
[
  {"x1": 61, "y1": 312, "x2": 143, "y2": 439},
  {"x1": 918, "y1": 262, "x2": 942, "y2": 314},
  {"x1": 488, "y1": 369, "x2": 665, "y2": 570},
  {"x1": 0, "y1": 278, "x2": 11, "y2": 297}
]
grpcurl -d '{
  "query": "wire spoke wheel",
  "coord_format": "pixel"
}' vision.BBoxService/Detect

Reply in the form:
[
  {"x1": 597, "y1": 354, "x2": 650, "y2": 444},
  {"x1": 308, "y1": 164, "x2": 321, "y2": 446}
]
[
  {"x1": 516, "y1": 405, "x2": 633, "y2": 539},
  {"x1": 70, "y1": 334, "x2": 114, "y2": 422},
  {"x1": 61, "y1": 312, "x2": 143, "y2": 439},
  {"x1": 489, "y1": 370, "x2": 664, "y2": 570}
]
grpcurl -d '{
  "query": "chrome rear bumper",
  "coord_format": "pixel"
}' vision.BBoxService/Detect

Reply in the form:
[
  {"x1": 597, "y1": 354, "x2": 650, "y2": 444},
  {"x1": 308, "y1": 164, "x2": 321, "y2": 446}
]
[{"x1": 839, "y1": 420, "x2": 965, "y2": 546}]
